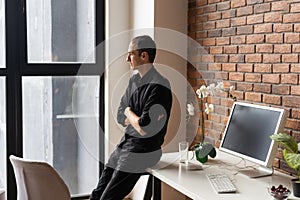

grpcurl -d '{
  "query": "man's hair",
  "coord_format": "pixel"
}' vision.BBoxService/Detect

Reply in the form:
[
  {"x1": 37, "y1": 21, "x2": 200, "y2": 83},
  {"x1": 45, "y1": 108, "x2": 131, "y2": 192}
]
[{"x1": 131, "y1": 35, "x2": 156, "y2": 63}]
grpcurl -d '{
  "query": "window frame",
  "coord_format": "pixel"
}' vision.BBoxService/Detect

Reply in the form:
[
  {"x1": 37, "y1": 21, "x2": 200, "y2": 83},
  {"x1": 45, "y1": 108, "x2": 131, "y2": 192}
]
[{"x1": 4, "y1": 0, "x2": 105, "y2": 199}]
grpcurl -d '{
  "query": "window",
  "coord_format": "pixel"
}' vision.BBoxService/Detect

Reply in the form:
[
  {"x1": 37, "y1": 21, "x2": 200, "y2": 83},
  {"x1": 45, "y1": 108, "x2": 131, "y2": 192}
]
[
  {"x1": 4, "y1": 0, "x2": 104, "y2": 198},
  {"x1": 26, "y1": 0, "x2": 95, "y2": 63},
  {"x1": 0, "y1": 77, "x2": 6, "y2": 189},
  {"x1": 0, "y1": 0, "x2": 4, "y2": 68},
  {"x1": 23, "y1": 76, "x2": 100, "y2": 194},
  {"x1": 0, "y1": 0, "x2": 5, "y2": 193}
]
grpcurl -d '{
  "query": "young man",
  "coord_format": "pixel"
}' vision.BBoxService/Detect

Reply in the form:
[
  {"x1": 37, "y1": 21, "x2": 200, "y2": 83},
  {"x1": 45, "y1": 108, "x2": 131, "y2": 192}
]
[{"x1": 90, "y1": 35, "x2": 173, "y2": 200}]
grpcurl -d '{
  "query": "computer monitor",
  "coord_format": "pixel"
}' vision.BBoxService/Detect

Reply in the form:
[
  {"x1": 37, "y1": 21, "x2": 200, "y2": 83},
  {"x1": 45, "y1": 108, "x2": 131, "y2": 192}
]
[{"x1": 219, "y1": 102, "x2": 287, "y2": 178}]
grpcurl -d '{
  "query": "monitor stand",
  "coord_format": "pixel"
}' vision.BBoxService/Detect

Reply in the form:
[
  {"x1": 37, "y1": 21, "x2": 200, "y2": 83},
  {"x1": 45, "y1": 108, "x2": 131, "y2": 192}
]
[{"x1": 238, "y1": 166, "x2": 273, "y2": 178}]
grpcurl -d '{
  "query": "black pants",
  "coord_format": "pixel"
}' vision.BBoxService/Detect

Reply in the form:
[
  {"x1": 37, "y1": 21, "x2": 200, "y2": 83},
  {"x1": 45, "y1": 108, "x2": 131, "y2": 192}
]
[
  {"x1": 90, "y1": 166, "x2": 142, "y2": 200},
  {"x1": 90, "y1": 148, "x2": 161, "y2": 200}
]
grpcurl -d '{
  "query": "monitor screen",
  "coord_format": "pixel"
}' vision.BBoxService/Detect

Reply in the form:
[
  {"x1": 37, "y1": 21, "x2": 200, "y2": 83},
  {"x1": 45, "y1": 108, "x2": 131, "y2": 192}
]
[{"x1": 219, "y1": 102, "x2": 287, "y2": 168}]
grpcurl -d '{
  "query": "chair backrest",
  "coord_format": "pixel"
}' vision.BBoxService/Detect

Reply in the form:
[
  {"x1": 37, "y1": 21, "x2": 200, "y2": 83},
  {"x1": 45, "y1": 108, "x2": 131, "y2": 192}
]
[
  {"x1": 9, "y1": 155, "x2": 71, "y2": 200},
  {"x1": 0, "y1": 188, "x2": 5, "y2": 200}
]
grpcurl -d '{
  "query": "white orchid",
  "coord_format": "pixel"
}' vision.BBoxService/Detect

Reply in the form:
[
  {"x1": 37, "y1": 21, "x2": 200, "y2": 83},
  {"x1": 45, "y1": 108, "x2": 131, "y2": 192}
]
[
  {"x1": 187, "y1": 103, "x2": 195, "y2": 116},
  {"x1": 229, "y1": 85, "x2": 234, "y2": 93},
  {"x1": 190, "y1": 82, "x2": 236, "y2": 137},
  {"x1": 188, "y1": 82, "x2": 236, "y2": 163},
  {"x1": 204, "y1": 103, "x2": 214, "y2": 114},
  {"x1": 206, "y1": 83, "x2": 216, "y2": 96},
  {"x1": 196, "y1": 85, "x2": 210, "y2": 98},
  {"x1": 195, "y1": 88, "x2": 202, "y2": 98},
  {"x1": 197, "y1": 82, "x2": 227, "y2": 98},
  {"x1": 228, "y1": 85, "x2": 236, "y2": 100}
]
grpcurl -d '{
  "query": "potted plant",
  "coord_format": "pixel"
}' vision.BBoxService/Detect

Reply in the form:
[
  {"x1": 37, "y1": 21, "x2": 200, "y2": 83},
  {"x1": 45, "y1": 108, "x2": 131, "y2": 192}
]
[
  {"x1": 187, "y1": 82, "x2": 235, "y2": 164},
  {"x1": 270, "y1": 133, "x2": 300, "y2": 197}
]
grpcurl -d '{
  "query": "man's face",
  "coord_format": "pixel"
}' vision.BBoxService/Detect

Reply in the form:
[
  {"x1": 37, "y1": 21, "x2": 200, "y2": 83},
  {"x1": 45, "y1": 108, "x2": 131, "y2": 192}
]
[{"x1": 126, "y1": 42, "x2": 145, "y2": 70}]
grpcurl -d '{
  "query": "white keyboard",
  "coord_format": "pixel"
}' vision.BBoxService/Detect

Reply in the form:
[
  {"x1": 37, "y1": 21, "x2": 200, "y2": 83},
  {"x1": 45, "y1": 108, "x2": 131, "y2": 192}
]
[{"x1": 207, "y1": 174, "x2": 237, "y2": 193}]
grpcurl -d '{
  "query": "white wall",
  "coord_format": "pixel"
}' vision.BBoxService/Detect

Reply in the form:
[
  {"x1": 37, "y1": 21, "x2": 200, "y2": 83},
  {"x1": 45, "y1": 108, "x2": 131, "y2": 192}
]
[
  {"x1": 130, "y1": 0, "x2": 154, "y2": 37},
  {"x1": 105, "y1": 0, "x2": 132, "y2": 161},
  {"x1": 155, "y1": 0, "x2": 188, "y2": 152},
  {"x1": 105, "y1": 0, "x2": 188, "y2": 199},
  {"x1": 105, "y1": 0, "x2": 188, "y2": 156}
]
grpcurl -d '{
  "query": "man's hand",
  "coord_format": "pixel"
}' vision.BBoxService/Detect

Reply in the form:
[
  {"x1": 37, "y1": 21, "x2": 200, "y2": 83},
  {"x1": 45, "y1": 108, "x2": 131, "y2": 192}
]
[
  {"x1": 124, "y1": 118, "x2": 130, "y2": 126},
  {"x1": 124, "y1": 107, "x2": 131, "y2": 117}
]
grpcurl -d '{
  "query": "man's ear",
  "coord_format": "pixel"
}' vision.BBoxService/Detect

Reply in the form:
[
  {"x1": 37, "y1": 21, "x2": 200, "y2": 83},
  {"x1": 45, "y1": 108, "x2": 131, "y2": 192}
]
[{"x1": 141, "y1": 52, "x2": 148, "y2": 59}]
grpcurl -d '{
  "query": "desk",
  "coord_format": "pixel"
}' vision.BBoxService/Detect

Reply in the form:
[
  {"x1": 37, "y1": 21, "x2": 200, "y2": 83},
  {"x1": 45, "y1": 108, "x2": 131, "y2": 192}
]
[{"x1": 147, "y1": 150, "x2": 300, "y2": 200}]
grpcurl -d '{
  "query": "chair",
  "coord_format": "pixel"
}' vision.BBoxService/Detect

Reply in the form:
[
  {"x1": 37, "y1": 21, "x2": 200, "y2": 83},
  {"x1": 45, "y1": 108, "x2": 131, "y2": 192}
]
[
  {"x1": 9, "y1": 155, "x2": 89, "y2": 200},
  {"x1": 0, "y1": 188, "x2": 5, "y2": 200}
]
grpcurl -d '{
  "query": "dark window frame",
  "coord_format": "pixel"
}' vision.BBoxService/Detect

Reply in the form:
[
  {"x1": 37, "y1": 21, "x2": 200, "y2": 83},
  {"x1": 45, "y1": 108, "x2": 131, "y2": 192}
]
[{"x1": 5, "y1": 0, "x2": 105, "y2": 199}]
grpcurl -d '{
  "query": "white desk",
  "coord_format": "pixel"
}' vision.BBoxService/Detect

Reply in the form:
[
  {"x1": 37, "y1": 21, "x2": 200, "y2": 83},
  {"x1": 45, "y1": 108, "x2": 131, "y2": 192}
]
[{"x1": 147, "y1": 150, "x2": 300, "y2": 200}]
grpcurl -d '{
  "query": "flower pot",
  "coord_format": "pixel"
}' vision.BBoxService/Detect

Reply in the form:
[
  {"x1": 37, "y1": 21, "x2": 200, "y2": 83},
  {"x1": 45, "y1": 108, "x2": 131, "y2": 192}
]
[
  {"x1": 291, "y1": 178, "x2": 300, "y2": 197},
  {"x1": 194, "y1": 142, "x2": 216, "y2": 164}
]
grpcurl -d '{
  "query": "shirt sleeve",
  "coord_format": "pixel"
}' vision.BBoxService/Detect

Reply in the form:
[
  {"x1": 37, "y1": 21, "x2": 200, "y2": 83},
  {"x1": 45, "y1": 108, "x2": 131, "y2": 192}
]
[
  {"x1": 138, "y1": 83, "x2": 172, "y2": 136},
  {"x1": 117, "y1": 79, "x2": 132, "y2": 127}
]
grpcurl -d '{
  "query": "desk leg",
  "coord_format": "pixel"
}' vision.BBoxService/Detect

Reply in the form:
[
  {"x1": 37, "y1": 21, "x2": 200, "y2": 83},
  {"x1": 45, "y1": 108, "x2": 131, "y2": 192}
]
[
  {"x1": 153, "y1": 176, "x2": 161, "y2": 200},
  {"x1": 143, "y1": 175, "x2": 152, "y2": 200}
]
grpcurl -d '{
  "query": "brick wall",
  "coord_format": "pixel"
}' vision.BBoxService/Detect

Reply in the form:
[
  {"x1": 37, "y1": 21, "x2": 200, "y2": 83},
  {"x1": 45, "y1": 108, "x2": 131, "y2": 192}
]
[{"x1": 187, "y1": 0, "x2": 300, "y2": 174}]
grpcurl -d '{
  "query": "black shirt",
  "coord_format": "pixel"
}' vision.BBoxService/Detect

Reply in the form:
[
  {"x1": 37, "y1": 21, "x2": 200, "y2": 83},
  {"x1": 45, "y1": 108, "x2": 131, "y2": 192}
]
[{"x1": 117, "y1": 67, "x2": 173, "y2": 153}]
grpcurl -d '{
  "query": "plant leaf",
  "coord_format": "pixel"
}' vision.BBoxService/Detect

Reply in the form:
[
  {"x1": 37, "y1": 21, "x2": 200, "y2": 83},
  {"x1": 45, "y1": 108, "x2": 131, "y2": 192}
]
[
  {"x1": 283, "y1": 149, "x2": 300, "y2": 172},
  {"x1": 270, "y1": 133, "x2": 298, "y2": 153},
  {"x1": 208, "y1": 147, "x2": 217, "y2": 158},
  {"x1": 196, "y1": 155, "x2": 208, "y2": 163},
  {"x1": 194, "y1": 143, "x2": 217, "y2": 163},
  {"x1": 195, "y1": 142, "x2": 214, "y2": 158}
]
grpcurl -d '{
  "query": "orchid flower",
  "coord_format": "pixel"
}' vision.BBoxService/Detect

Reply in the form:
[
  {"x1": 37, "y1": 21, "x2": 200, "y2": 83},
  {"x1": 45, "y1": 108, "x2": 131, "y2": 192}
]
[
  {"x1": 207, "y1": 83, "x2": 216, "y2": 96},
  {"x1": 205, "y1": 103, "x2": 214, "y2": 114},
  {"x1": 196, "y1": 88, "x2": 202, "y2": 98},
  {"x1": 229, "y1": 85, "x2": 234, "y2": 93},
  {"x1": 196, "y1": 85, "x2": 209, "y2": 98},
  {"x1": 189, "y1": 81, "x2": 236, "y2": 163},
  {"x1": 187, "y1": 103, "x2": 195, "y2": 116}
]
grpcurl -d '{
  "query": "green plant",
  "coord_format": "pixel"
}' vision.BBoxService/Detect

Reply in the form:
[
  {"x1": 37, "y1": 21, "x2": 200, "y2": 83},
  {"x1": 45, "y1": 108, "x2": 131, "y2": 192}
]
[
  {"x1": 270, "y1": 133, "x2": 300, "y2": 182},
  {"x1": 194, "y1": 142, "x2": 217, "y2": 163},
  {"x1": 187, "y1": 82, "x2": 235, "y2": 164}
]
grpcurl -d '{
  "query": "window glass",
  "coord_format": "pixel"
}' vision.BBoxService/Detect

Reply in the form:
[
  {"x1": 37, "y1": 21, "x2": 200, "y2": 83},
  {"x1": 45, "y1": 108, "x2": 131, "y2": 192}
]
[
  {"x1": 22, "y1": 76, "x2": 100, "y2": 195},
  {"x1": 26, "y1": 0, "x2": 95, "y2": 63},
  {"x1": 0, "y1": 0, "x2": 5, "y2": 68},
  {"x1": 0, "y1": 77, "x2": 6, "y2": 190}
]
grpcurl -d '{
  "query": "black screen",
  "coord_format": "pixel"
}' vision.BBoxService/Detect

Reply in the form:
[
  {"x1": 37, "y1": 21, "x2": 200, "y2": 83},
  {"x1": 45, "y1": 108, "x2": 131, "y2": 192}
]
[{"x1": 221, "y1": 104, "x2": 281, "y2": 162}]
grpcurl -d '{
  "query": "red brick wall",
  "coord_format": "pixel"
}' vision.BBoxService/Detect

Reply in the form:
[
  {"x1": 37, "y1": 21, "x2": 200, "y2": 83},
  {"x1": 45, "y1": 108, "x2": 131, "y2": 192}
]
[{"x1": 187, "y1": 0, "x2": 300, "y2": 174}]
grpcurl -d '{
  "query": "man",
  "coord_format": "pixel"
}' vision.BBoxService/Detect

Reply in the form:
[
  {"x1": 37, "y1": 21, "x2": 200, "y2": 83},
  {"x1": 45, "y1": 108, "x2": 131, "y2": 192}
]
[{"x1": 90, "y1": 35, "x2": 173, "y2": 200}]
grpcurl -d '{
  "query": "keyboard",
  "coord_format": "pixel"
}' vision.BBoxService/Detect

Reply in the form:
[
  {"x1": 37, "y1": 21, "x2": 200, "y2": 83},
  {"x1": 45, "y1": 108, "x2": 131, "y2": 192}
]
[{"x1": 207, "y1": 174, "x2": 237, "y2": 193}]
